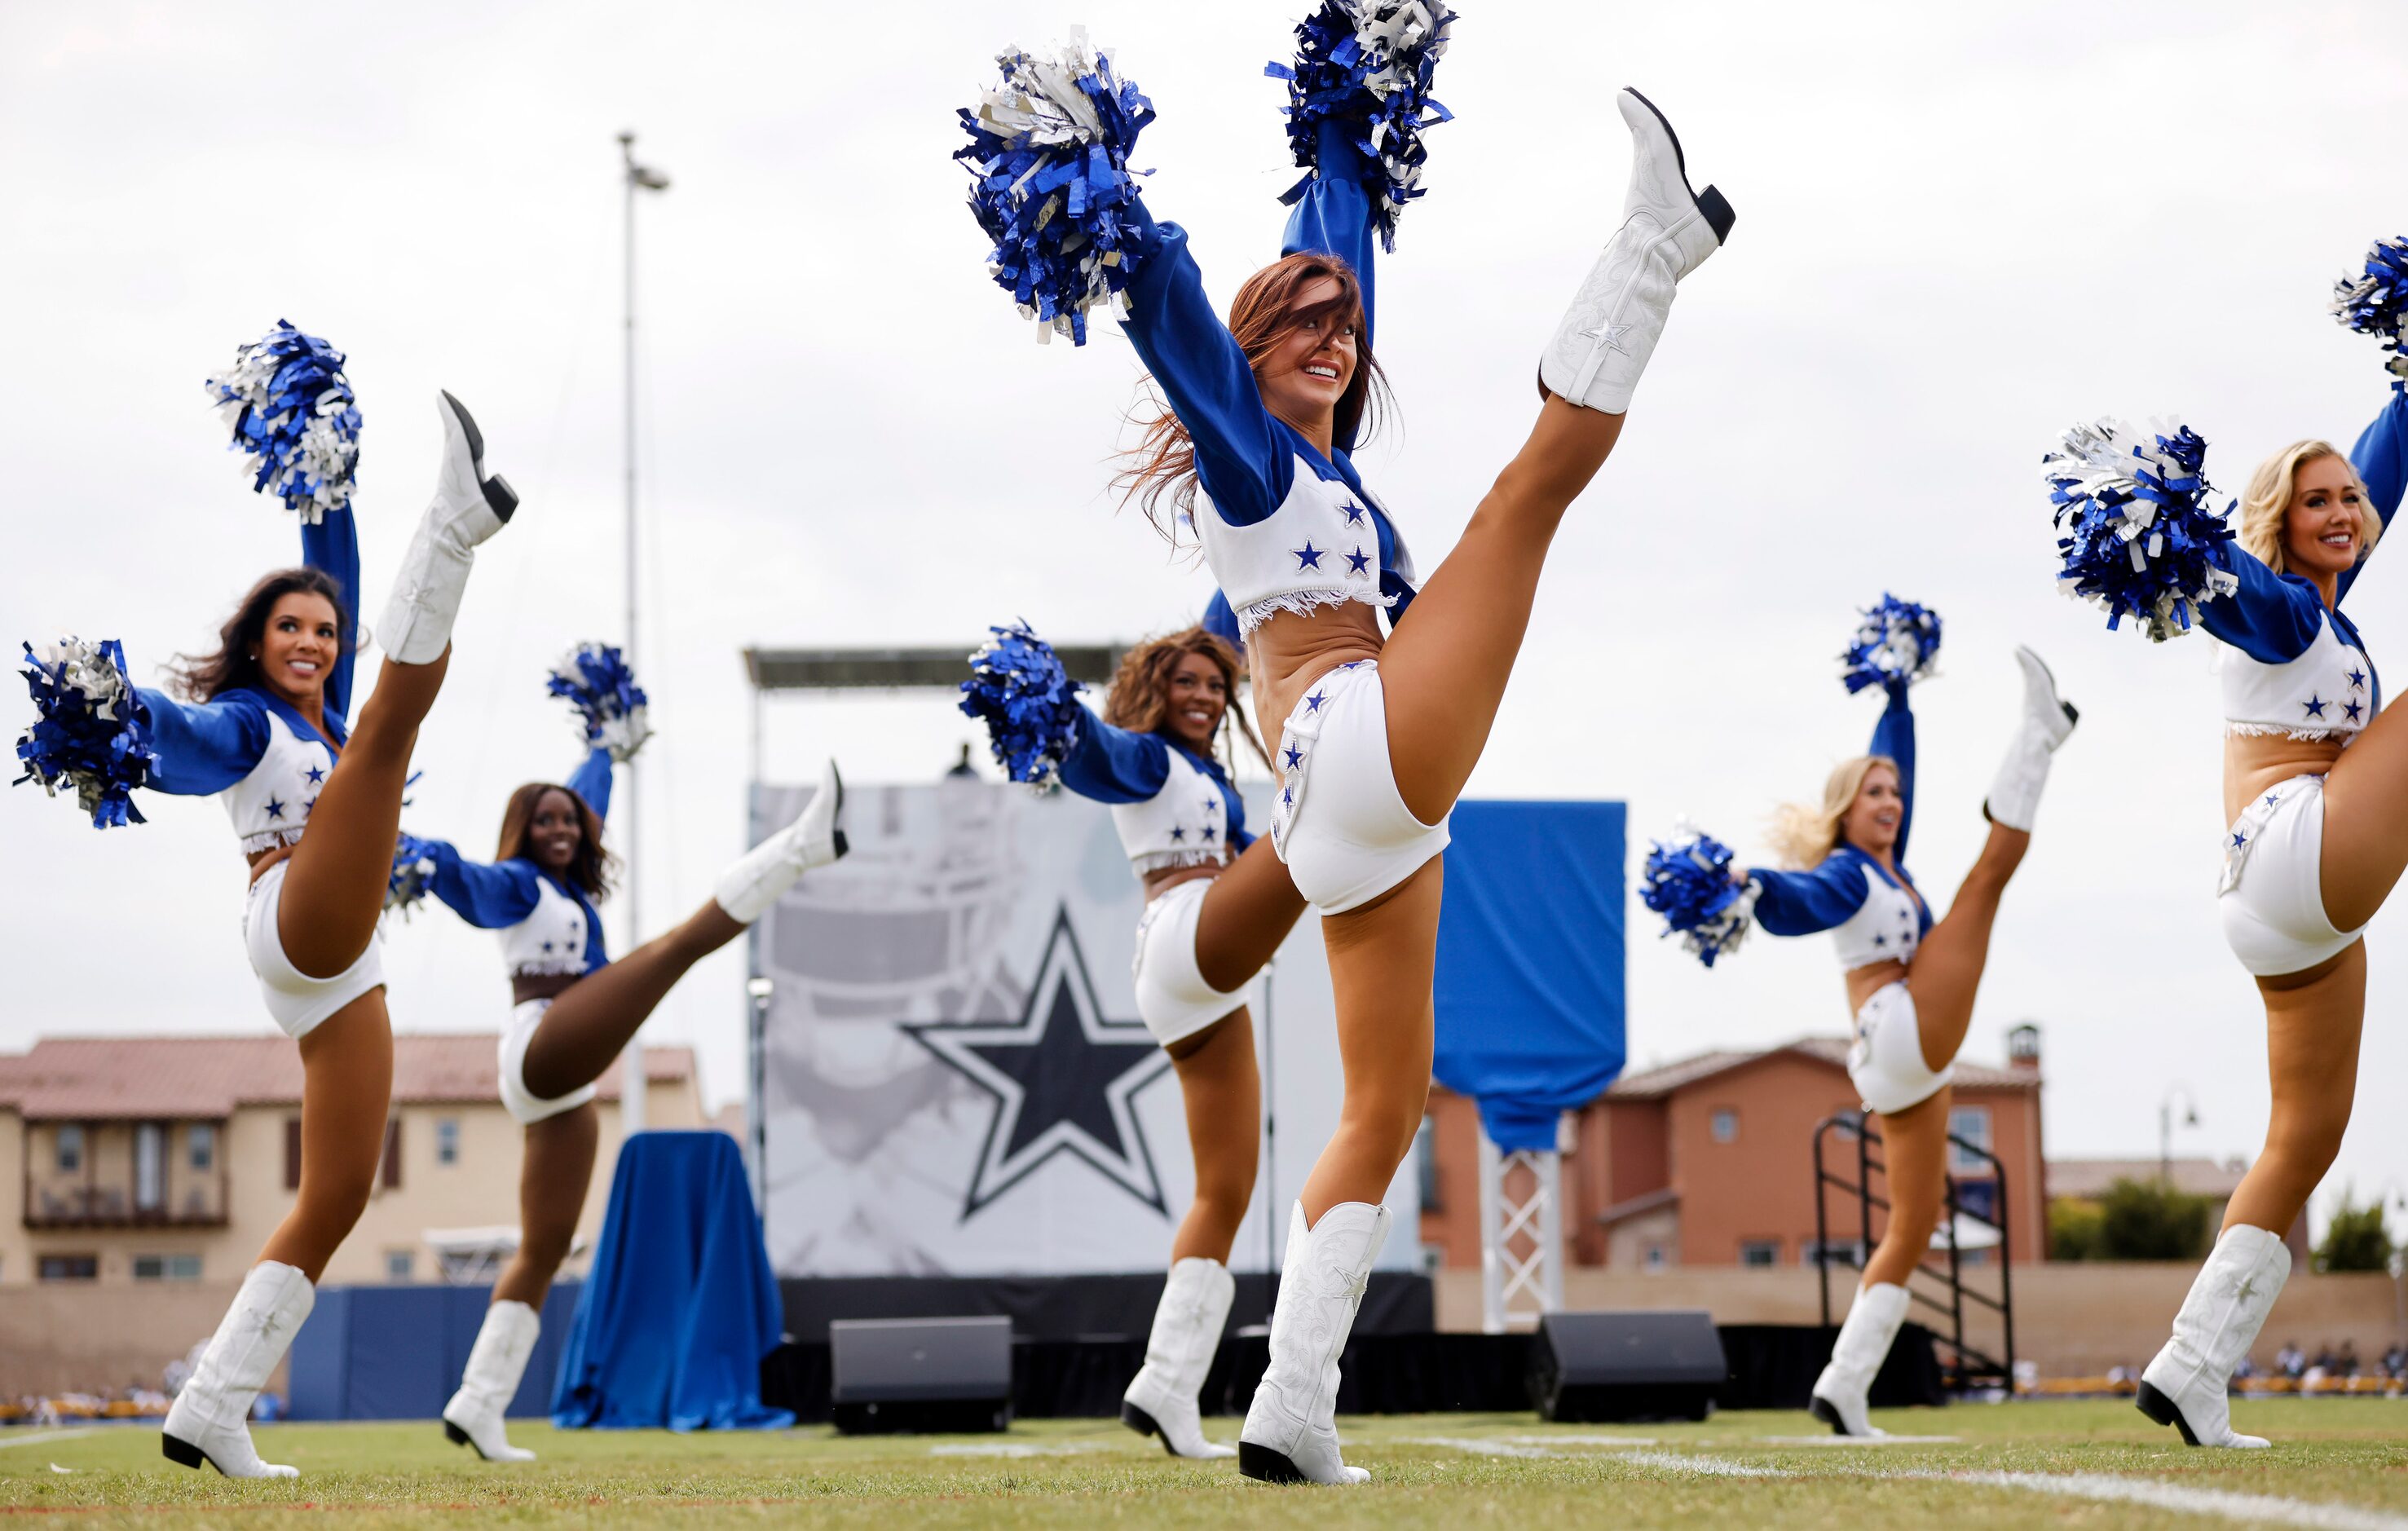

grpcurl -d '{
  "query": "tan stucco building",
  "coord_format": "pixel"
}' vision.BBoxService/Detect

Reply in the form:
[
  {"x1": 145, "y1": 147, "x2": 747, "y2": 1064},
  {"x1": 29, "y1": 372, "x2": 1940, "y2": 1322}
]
[{"x1": 0, "y1": 1034, "x2": 708, "y2": 1290}]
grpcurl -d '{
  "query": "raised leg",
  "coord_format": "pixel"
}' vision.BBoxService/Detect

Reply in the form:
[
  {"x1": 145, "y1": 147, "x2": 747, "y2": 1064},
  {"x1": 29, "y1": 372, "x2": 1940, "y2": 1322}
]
[
  {"x1": 255, "y1": 995, "x2": 395, "y2": 1279},
  {"x1": 492, "y1": 1103, "x2": 601, "y2": 1309},
  {"x1": 1862, "y1": 1085, "x2": 1952, "y2": 1290},
  {"x1": 518, "y1": 899, "x2": 743, "y2": 1102},
  {"x1": 1191, "y1": 839, "x2": 1308, "y2": 993},
  {"x1": 2317, "y1": 699, "x2": 2408, "y2": 930},
  {"x1": 1163, "y1": 1011, "x2": 1261, "y2": 1264},
  {"x1": 1297, "y1": 858, "x2": 1442, "y2": 1221},
  {"x1": 2225, "y1": 942, "x2": 2365, "y2": 1236},
  {"x1": 1900, "y1": 824, "x2": 2030, "y2": 1073}
]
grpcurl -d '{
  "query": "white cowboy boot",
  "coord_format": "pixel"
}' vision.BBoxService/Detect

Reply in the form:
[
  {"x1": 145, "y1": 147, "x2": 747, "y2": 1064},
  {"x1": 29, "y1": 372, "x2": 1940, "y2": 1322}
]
[
  {"x1": 1239, "y1": 1202, "x2": 1389, "y2": 1485},
  {"x1": 377, "y1": 390, "x2": 519, "y2": 665},
  {"x1": 2137, "y1": 1224, "x2": 2289, "y2": 1448},
  {"x1": 715, "y1": 758, "x2": 848, "y2": 923},
  {"x1": 1982, "y1": 646, "x2": 2080, "y2": 832},
  {"x1": 1122, "y1": 1258, "x2": 1237, "y2": 1459},
  {"x1": 1808, "y1": 1282, "x2": 1907, "y2": 1437},
  {"x1": 162, "y1": 1261, "x2": 314, "y2": 1478},
  {"x1": 441, "y1": 1299, "x2": 540, "y2": 1462},
  {"x1": 1539, "y1": 88, "x2": 1735, "y2": 415}
]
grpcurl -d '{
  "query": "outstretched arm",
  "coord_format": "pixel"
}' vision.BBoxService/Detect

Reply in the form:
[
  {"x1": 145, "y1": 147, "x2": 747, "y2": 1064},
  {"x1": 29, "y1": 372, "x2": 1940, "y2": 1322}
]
[
  {"x1": 419, "y1": 841, "x2": 544, "y2": 930},
  {"x1": 133, "y1": 689, "x2": 271, "y2": 797},
  {"x1": 1280, "y1": 119, "x2": 1379, "y2": 361},
  {"x1": 564, "y1": 745, "x2": 615, "y2": 825},
  {"x1": 2343, "y1": 389, "x2": 2408, "y2": 602},
  {"x1": 299, "y1": 505, "x2": 362, "y2": 725},
  {"x1": 1748, "y1": 858, "x2": 1873, "y2": 938},
  {"x1": 1868, "y1": 682, "x2": 1916, "y2": 862},
  {"x1": 1119, "y1": 198, "x2": 1294, "y2": 526},
  {"x1": 2201, "y1": 544, "x2": 2329, "y2": 664},
  {"x1": 1055, "y1": 708, "x2": 1172, "y2": 805}
]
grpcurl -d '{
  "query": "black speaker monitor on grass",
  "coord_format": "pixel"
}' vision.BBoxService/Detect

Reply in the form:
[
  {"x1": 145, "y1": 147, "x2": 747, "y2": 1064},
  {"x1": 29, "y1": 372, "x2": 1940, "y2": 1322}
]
[
  {"x1": 830, "y1": 1316, "x2": 1013, "y2": 1434},
  {"x1": 1528, "y1": 1309, "x2": 1727, "y2": 1423}
]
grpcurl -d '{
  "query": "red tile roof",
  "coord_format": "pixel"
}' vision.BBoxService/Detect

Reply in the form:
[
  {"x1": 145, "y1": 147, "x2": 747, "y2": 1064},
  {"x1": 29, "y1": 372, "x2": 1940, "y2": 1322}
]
[
  {"x1": 1604, "y1": 1036, "x2": 2039, "y2": 1101},
  {"x1": 2047, "y1": 1156, "x2": 2251, "y2": 1200},
  {"x1": 0, "y1": 1035, "x2": 694, "y2": 1120}
]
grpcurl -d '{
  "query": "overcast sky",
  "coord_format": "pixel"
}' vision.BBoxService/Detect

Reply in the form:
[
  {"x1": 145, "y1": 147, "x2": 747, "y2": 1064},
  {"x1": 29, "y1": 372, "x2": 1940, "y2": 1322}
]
[{"x1": 7, "y1": 2, "x2": 2407, "y2": 1237}]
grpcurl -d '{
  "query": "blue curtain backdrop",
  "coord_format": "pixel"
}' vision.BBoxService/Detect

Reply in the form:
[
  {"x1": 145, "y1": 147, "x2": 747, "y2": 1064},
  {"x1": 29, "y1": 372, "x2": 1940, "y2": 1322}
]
[
  {"x1": 1431, "y1": 801, "x2": 1626, "y2": 1152},
  {"x1": 550, "y1": 1130, "x2": 794, "y2": 1431}
]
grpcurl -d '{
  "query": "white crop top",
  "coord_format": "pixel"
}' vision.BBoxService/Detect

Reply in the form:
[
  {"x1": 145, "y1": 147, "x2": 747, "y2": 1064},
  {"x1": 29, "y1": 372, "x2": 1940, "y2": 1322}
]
[
  {"x1": 1109, "y1": 747, "x2": 1235, "y2": 876},
  {"x1": 2216, "y1": 620, "x2": 2377, "y2": 743},
  {"x1": 1196, "y1": 455, "x2": 1418, "y2": 637},
  {"x1": 224, "y1": 709, "x2": 340, "y2": 856},
  {"x1": 1831, "y1": 866, "x2": 1926, "y2": 971},
  {"x1": 500, "y1": 878, "x2": 594, "y2": 978}
]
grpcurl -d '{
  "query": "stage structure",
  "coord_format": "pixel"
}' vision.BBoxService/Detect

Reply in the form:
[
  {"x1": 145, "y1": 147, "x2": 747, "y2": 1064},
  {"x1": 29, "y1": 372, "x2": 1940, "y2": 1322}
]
[{"x1": 739, "y1": 645, "x2": 1423, "y2": 1286}]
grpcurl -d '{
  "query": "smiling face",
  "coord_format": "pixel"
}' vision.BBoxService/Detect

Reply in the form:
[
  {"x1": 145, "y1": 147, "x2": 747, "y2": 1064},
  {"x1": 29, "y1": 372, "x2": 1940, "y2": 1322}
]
[
  {"x1": 2281, "y1": 454, "x2": 2368, "y2": 587},
  {"x1": 255, "y1": 590, "x2": 341, "y2": 711},
  {"x1": 1253, "y1": 276, "x2": 1359, "y2": 438},
  {"x1": 1839, "y1": 761, "x2": 1903, "y2": 858},
  {"x1": 1162, "y1": 651, "x2": 1228, "y2": 752},
  {"x1": 527, "y1": 788, "x2": 584, "y2": 874}
]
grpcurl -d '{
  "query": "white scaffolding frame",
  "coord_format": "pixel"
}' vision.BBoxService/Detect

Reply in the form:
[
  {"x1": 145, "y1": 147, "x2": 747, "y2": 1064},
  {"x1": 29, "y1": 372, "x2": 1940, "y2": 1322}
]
[{"x1": 1476, "y1": 1116, "x2": 1568, "y2": 1334}]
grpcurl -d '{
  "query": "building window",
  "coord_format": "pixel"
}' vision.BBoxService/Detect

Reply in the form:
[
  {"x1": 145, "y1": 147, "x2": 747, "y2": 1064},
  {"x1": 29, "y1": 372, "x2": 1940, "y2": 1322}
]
[
  {"x1": 381, "y1": 1118, "x2": 403, "y2": 1190},
  {"x1": 1643, "y1": 1243, "x2": 1669, "y2": 1272},
  {"x1": 1710, "y1": 1108, "x2": 1740, "y2": 1145},
  {"x1": 1739, "y1": 1239, "x2": 1780, "y2": 1268},
  {"x1": 284, "y1": 1117, "x2": 303, "y2": 1191},
  {"x1": 1802, "y1": 1238, "x2": 1866, "y2": 1270},
  {"x1": 437, "y1": 1118, "x2": 461, "y2": 1167},
  {"x1": 1947, "y1": 1105, "x2": 1994, "y2": 1175},
  {"x1": 386, "y1": 1250, "x2": 414, "y2": 1283},
  {"x1": 188, "y1": 1123, "x2": 216, "y2": 1172},
  {"x1": 1413, "y1": 1117, "x2": 1438, "y2": 1211},
  {"x1": 136, "y1": 1123, "x2": 165, "y2": 1212},
  {"x1": 133, "y1": 1254, "x2": 203, "y2": 1282},
  {"x1": 38, "y1": 1255, "x2": 98, "y2": 1282},
  {"x1": 55, "y1": 1124, "x2": 84, "y2": 1174}
]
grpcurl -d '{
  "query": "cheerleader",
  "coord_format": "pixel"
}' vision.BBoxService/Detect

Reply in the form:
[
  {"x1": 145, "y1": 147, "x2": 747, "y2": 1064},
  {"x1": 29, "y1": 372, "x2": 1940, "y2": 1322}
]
[
  {"x1": 17, "y1": 338, "x2": 516, "y2": 1476},
  {"x1": 399, "y1": 653, "x2": 847, "y2": 1461},
  {"x1": 1645, "y1": 603, "x2": 2078, "y2": 1438},
  {"x1": 957, "y1": 11, "x2": 1733, "y2": 1481},
  {"x1": 2055, "y1": 244, "x2": 2408, "y2": 1448},
  {"x1": 962, "y1": 621, "x2": 1303, "y2": 1459}
]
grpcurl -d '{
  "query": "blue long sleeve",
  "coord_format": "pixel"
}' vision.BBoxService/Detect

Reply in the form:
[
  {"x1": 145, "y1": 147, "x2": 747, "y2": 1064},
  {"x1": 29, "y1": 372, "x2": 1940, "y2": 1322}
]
[
  {"x1": 1280, "y1": 119, "x2": 1379, "y2": 382},
  {"x1": 298, "y1": 505, "x2": 362, "y2": 726},
  {"x1": 420, "y1": 841, "x2": 545, "y2": 930},
  {"x1": 2201, "y1": 545, "x2": 2329, "y2": 664},
  {"x1": 1748, "y1": 858, "x2": 1873, "y2": 938},
  {"x1": 1056, "y1": 709, "x2": 1172, "y2": 805},
  {"x1": 565, "y1": 746, "x2": 615, "y2": 825},
  {"x1": 1120, "y1": 199, "x2": 1295, "y2": 526},
  {"x1": 1868, "y1": 682, "x2": 1916, "y2": 863},
  {"x1": 2343, "y1": 389, "x2": 2408, "y2": 603},
  {"x1": 134, "y1": 687, "x2": 271, "y2": 797}
]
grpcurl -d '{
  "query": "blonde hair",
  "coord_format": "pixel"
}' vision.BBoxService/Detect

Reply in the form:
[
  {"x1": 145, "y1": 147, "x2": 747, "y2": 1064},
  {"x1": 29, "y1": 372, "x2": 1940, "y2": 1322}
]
[
  {"x1": 2236, "y1": 439, "x2": 2379, "y2": 576},
  {"x1": 1766, "y1": 755, "x2": 1898, "y2": 869}
]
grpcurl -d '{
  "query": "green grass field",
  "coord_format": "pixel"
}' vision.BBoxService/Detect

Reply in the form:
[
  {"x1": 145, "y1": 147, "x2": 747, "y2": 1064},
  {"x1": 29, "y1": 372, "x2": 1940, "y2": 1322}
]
[{"x1": 5, "y1": 1401, "x2": 2405, "y2": 1527}]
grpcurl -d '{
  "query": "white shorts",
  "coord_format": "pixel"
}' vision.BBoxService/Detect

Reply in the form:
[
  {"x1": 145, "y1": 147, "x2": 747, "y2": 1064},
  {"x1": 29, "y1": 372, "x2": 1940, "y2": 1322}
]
[
  {"x1": 499, "y1": 997, "x2": 598, "y2": 1125},
  {"x1": 2219, "y1": 773, "x2": 2362, "y2": 977},
  {"x1": 1131, "y1": 878, "x2": 1259, "y2": 1048},
  {"x1": 1268, "y1": 659, "x2": 1450, "y2": 916},
  {"x1": 241, "y1": 859, "x2": 386, "y2": 1039},
  {"x1": 1849, "y1": 982, "x2": 1952, "y2": 1116}
]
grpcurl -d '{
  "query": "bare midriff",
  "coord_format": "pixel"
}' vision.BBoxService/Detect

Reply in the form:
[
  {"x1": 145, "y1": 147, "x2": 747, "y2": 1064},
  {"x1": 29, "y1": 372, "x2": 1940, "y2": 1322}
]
[
  {"x1": 513, "y1": 971, "x2": 582, "y2": 1007},
  {"x1": 1247, "y1": 602, "x2": 1387, "y2": 776},
  {"x1": 2224, "y1": 730, "x2": 2344, "y2": 825},
  {"x1": 1844, "y1": 959, "x2": 1909, "y2": 1017},
  {"x1": 1142, "y1": 861, "x2": 1224, "y2": 904},
  {"x1": 246, "y1": 843, "x2": 293, "y2": 885}
]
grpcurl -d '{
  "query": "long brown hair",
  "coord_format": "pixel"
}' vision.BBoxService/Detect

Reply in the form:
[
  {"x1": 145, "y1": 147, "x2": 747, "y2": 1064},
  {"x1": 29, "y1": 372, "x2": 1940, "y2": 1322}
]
[
  {"x1": 496, "y1": 782, "x2": 616, "y2": 900},
  {"x1": 1114, "y1": 251, "x2": 1392, "y2": 540},
  {"x1": 169, "y1": 567, "x2": 351, "y2": 703},
  {"x1": 1101, "y1": 627, "x2": 1272, "y2": 771}
]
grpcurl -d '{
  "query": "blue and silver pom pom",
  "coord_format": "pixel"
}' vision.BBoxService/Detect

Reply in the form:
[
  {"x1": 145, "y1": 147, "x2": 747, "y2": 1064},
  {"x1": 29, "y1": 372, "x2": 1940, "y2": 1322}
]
[
  {"x1": 1267, "y1": 0, "x2": 1456, "y2": 251},
  {"x1": 956, "y1": 31, "x2": 1155, "y2": 346},
  {"x1": 1638, "y1": 821, "x2": 1757, "y2": 968},
  {"x1": 2043, "y1": 417, "x2": 2239, "y2": 642},
  {"x1": 1840, "y1": 594, "x2": 1942, "y2": 694},
  {"x1": 14, "y1": 638, "x2": 156, "y2": 829},
  {"x1": 386, "y1": 833, "x2": 439, "y2": 916},
  {"x1": 959, "y1": 621, "x2": 1083, "y2": 788},
  {"x1": 547, "y1": 642, "x2": 652, "y2": 763},
  {"x1": 2331, "y1": 236, "x2": 2408, "y2": 385},
  {"x1": 204, "y1": 321, "x2": 362, "y2": 523}
]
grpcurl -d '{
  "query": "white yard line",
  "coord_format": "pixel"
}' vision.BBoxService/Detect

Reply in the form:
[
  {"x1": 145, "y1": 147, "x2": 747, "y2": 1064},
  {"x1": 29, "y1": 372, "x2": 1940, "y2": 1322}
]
[
  {"x1": 1407, "y1": 1436, "x2": 1563, "y2": 1459},
  {"x1": 1755, "y1": 1434, "x2": 1961, "y2": 1445},
  {"x1": 925, "y1": 1441, "x2": 1105, "y2": 1458},
  {"x1": 0, "y1": 1429, "x2": 97, "y2": 1451},
  {"x1": 1503, "y1": 1433, "x2": 1662, "y2": 1447}
]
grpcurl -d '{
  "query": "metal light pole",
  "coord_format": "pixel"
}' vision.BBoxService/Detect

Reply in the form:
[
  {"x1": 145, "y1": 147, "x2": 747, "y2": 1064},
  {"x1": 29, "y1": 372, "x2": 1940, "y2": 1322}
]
[
  {"x1": 618, "y1": 130, "x2": 670, "y2": 1132},
  {"x1": 2159, "y1": 1084, "x2": 2200, "y2": 1186}
]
